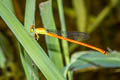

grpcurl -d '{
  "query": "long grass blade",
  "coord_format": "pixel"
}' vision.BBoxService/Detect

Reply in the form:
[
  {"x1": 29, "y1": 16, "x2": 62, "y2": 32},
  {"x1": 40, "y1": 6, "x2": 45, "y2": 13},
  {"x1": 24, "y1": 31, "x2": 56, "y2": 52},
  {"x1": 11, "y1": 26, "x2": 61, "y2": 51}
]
[
  {"x1": 39, "y1": 0, "x2": 64, "y2": 69},
  {"x1": 23, "y1": 0, "x2": 40, "y2": 80},
  {"x1": 87, "y1": 0, "x2": 119, "y2": 33},
  {"x1": 0, "y1": 2, "x2": 65, "y2": 80},
  {"x1": 1, "y1": 0, "x2": 14, "y2": 13},
  {"x1": 24, "y1": 0, "x2": 36, "y2": 32},
  {"x1": 70, "y1": 51, "x2": 120, "y2": 70},
  {"x1": 57, "y1": 0, "x2": 69, "y2": 65},
  {"x1": 72, "y1": 0, "x2": 87, "y2": 32},
  {"x1": 70, "y1": 0, "x2": 87, "y2": 53},
  {"x1": 19, "y1": 45, "x2": 39, "y2": 80},
  {"x1": 56, "y1": 0, "x2": 72, "y2": 80}
]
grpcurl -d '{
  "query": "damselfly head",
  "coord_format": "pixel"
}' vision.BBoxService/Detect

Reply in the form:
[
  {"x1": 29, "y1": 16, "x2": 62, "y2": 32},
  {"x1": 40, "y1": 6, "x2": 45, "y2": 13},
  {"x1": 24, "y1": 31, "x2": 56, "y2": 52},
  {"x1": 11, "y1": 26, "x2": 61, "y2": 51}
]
[{"x1": 30, "y1": 25, "x2": 35, "y2": 32}]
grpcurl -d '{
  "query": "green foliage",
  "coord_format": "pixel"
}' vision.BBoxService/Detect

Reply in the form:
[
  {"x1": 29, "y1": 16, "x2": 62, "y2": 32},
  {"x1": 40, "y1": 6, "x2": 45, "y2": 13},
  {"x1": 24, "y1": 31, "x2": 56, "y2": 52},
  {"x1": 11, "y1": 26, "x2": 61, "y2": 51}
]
[
  {"x1": 0, "y1": 0, "x2": 120, "y2": 80},
  {"x1": 70, "y1": 0, "x2": 119, "y2": 52},
  {"x1": 63, "y1": 51, "x2": 120, "y2": 75},
  {"x1": 39, "y1": 0, "x2": 64, "y2": 69},
  {"x1": 23, "y1": 0, "x2": 39, "y2": 80},
  {"x1": 0, "y1": 2, "x2": 65, "y2": 80},
  {"x1": 0, "y1": 47, "x2": 6, "y2": 68},
  {"x1": 73, "y1": 0, "x2": 87, "y2": 32}
]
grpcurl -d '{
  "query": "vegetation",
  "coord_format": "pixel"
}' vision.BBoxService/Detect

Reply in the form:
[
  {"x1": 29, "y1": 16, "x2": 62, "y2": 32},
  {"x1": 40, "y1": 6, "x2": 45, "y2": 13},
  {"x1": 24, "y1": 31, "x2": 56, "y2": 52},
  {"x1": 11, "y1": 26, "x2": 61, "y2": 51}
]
[{"x1": 0, "y1": 0, "x2": 120, "y2": 80}]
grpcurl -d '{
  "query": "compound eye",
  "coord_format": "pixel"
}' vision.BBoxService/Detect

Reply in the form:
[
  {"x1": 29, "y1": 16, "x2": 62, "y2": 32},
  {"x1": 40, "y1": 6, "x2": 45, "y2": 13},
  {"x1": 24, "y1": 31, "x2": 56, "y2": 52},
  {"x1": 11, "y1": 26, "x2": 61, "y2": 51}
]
[{"x1": 30, "y1": 25, "x2": 35, "y2": 32}]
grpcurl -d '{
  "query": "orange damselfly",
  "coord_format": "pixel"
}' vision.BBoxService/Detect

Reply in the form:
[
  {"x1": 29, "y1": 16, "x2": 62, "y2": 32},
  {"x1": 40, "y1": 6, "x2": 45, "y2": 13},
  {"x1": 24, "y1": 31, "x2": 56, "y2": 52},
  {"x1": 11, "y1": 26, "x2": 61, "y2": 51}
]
[{"x1": 30, "y1": 25, "x2": 107, "y2": 55}]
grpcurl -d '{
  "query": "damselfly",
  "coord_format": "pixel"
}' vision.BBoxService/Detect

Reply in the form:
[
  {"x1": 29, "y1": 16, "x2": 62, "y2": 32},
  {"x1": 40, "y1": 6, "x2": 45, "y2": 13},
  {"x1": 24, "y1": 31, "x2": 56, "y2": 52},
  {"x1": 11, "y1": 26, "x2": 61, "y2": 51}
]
[{"x1": 30, "y1": 25, "x2": 107, "y2": 55}]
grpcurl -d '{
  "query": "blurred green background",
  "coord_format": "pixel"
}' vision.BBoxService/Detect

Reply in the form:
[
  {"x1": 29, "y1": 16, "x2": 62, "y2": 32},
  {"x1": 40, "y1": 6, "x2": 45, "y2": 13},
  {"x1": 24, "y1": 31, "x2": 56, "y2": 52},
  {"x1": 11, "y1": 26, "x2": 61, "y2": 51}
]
[{"x1": 0, "y1": 0, "x2": 120, "y2": 80}]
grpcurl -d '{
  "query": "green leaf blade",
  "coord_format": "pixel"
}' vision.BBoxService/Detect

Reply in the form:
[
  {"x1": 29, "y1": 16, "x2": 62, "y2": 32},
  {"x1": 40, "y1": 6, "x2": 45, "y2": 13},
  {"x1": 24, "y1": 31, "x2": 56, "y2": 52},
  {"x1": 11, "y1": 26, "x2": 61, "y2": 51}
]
[
  {"x1": 69, "y1": 51, "x2": 120, "y2": 71},
  {"x1": 0, "y1": 2, "x2": 65, "y2": 80},
  {"x1": 39, "y1": 0, "x2": 64, "y2": 69}
]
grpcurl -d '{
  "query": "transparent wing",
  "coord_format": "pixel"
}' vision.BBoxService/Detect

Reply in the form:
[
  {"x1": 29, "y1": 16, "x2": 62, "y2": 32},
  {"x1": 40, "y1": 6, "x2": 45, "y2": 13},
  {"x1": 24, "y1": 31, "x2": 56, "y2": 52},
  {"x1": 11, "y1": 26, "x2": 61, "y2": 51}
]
[{"x1": 47, "y1": 29, "x2": 89, "y2": 41}]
